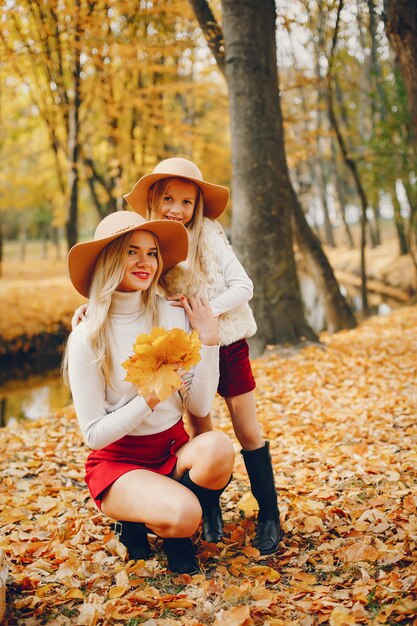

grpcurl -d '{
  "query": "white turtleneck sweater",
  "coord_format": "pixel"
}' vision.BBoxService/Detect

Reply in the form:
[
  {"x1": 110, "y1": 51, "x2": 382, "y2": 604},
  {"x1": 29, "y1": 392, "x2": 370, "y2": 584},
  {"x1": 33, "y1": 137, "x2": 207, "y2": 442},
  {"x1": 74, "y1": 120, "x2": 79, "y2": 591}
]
[{"x1": 67, "y1": 291, "x2": 219, "y2": 450}]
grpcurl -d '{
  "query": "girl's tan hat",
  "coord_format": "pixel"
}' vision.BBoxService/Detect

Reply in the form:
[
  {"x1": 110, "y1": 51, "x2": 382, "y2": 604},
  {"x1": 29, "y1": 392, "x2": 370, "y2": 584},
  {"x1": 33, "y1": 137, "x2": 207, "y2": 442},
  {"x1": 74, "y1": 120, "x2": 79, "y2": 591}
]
[
  {"x1": 123, "y1": 157, "x2": 230, "y2": 219},
  {"x1": 67, "y1": 210, "x2": 188, "y2": 297}
]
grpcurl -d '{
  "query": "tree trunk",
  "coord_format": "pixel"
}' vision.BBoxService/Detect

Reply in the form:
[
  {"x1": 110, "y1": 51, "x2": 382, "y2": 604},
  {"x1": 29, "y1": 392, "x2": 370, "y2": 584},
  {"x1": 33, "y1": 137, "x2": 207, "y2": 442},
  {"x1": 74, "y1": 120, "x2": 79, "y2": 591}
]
[
  {"x1": 314, "y1": 0, "x2": 335, "y2": 248},
  {"x1": 187, "y1": 0, "x2": 226, "y2": 76},
  {"x1": 189, "y1": 0, "x2": 356, "y2": 344},
  {"x1": 318, "y1": 164, "x2": 335, "y2": 248},
  {"x1": 82, "y1": 153, "x2": 113, "y2": 219},
  {"x1": 65, "y1": 0, "x2": 81, "y2": 250},
  {"x1": 40, "y1": 222, "x2": 49, "y2": 259},
  {"x1": 328, "y1": 0, "x2": 369, "y2": 314},
  {"x1": 0, "y1": 219, "x2": 3, "y2": 278},
  {"x1": 368, "y1": 0, "x2": 387, "y2": 121},
  {"x1": 392, "y1": 190, "x2": 409, "y2": 255},
  {"x1": 0, "y1": 398, "x2": 6, "y2": 428},
  {"x1": 383, "y1": 0, "x2": 417, "y2": 151},
  {"x1": 19, "y1": 222, "x2": 27, "y2": 262},
  {"x1": 403, "y1": 179, "x2": 417, "y2": 253},
  {"x1": 291, "y1": 188, "x2": 356, "y2": 332},
  {"x1": 330, "y1": 139, "x2": 355, "y2": 248},
  {"x1": 221, "y1": 0, "x2": 316, "y2": 352},
  {"x1": 367, "y1": 205, "x2": 381, "y2": 248},
  {"x1": 50, "y1": 225, "x2": 61, "y2": 260}
]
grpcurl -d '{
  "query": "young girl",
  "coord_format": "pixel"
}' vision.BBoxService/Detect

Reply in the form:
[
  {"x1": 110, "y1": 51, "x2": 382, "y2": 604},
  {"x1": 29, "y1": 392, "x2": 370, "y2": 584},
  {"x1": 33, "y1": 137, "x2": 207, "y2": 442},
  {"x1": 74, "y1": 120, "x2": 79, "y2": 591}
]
[
  {"x1": 123, "y1": 158, "x2": 283, "y2": 555},
  {"x1": 64, "y1": 210, "x2": 234, "y2": 574}
]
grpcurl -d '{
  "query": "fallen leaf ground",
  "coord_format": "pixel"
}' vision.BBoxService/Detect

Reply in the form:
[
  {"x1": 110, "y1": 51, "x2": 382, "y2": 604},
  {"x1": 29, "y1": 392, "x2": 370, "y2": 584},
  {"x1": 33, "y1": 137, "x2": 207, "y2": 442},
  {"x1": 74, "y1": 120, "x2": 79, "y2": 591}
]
[{"x1": 1, "y1": 305, "x2": 417, "y2": 625}]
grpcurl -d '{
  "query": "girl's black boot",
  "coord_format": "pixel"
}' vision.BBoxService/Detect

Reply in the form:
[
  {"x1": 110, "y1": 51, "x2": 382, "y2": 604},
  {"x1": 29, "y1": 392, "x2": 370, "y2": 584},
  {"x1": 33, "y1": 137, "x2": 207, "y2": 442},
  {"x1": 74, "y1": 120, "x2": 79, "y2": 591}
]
[
  {"x1": 113, "y1": 521, "x2": 152, "y2": 560},
  {"x1": 180, "y1": 470, "x2": 228, "y2": 543},
  {"x1": 162, "y1": 537, "x2": 199, "y2": 574},
  {"x1": 241, "y1": 442, "x2": 283, "y2": 555}
]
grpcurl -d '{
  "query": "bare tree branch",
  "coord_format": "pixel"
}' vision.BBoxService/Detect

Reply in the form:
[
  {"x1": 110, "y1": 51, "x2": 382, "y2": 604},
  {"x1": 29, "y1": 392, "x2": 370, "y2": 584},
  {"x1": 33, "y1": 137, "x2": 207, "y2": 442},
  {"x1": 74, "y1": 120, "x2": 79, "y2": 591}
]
[{"x1": 187, "y1": 0, "x2": 226, "y2": 78}]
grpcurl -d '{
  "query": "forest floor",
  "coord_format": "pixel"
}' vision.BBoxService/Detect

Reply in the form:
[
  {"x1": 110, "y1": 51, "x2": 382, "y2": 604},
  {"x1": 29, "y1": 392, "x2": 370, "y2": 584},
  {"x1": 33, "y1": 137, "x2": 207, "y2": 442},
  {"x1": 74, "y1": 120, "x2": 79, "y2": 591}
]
[{"x1": 0, "y1": 301, "x2": 416, "y2": 625}]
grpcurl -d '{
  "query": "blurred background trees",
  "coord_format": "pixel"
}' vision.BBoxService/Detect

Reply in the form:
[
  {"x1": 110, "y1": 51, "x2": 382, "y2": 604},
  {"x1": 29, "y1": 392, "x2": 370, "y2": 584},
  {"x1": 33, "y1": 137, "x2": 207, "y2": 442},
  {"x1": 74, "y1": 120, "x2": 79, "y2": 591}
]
[
  {"x1": 0, "y1": 0, "x2": 230, "y2": 248},
  {"x1": 0, "y1": 0, "x2": 416, "y2": 342}
]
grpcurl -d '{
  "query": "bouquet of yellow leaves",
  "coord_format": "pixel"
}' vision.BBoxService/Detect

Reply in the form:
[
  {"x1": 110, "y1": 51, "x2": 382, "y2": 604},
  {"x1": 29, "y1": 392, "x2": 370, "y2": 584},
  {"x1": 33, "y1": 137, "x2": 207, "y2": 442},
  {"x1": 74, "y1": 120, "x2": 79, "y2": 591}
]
[{"x1": 122, "y1": 327, "x2": 201, "y2": 402}]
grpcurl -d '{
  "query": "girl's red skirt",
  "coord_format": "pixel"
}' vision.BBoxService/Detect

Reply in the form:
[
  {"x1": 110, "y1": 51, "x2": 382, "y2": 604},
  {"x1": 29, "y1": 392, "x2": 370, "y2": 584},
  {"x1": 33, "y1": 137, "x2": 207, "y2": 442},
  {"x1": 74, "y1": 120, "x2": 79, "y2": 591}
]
[
  {"x1": 218, "y1": 338, "x2": 256, "y2": 398},
  {"x1": 85, "y1": 419, "x2": 189, "y2": 510}
]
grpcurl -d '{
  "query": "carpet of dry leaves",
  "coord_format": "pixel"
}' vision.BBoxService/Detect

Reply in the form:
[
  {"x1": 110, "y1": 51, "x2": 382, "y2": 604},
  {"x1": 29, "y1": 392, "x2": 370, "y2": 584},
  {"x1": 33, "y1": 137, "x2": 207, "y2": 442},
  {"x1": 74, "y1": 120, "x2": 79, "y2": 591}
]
[{"x1": 0, "y1": 305, "x2": 417, "y2": 626}]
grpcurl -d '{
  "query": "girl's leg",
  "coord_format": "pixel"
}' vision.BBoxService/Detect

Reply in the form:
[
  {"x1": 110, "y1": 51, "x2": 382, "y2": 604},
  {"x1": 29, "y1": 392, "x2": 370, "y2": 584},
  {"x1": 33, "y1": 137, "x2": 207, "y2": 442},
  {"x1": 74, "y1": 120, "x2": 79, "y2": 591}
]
[
  {"x1": 172, "y1": 431, "x2": 235, "y2": 542},
  {"x1": 224, "y1": 391, "x2": 263, "y2": 450},
  {"x1": 225, "y1": 391, "x2": 282, "y2": 555},
  {"x1": 184, "y1": 408, "x2": 213, "y2": 439}
]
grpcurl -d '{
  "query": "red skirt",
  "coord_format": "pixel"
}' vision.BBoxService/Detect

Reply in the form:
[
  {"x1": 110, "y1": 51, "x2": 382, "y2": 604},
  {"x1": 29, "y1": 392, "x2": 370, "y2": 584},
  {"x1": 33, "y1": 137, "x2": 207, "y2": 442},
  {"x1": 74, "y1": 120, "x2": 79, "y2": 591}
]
[
  {"x1": 218, "y1": 339, "x2": 256, "y2": 398},
  {"x1": 85, "y1": 419, "x2": 189, "y2": 510}
]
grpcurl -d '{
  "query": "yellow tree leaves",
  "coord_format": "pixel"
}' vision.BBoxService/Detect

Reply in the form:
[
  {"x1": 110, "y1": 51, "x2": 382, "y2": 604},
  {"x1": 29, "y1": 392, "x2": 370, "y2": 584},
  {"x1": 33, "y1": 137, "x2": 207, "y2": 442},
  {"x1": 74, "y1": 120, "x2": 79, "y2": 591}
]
[
  {"x1": 122, "y1": 327, "x2": 201, "y2": 401},
  {"x1": 0, "y1": 0, "x2": 230, "y2": 231}
]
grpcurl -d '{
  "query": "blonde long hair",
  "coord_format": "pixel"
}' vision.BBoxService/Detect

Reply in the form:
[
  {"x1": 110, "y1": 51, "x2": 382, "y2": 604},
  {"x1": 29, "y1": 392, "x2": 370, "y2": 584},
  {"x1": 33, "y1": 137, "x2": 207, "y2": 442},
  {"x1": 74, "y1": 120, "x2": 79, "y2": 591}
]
[
  {"x1": 63, "y1": 231, "x2": 162, "y2": 387},
  {"x1": 148, "y1": 177, "x2": 204, "y2": 292}
]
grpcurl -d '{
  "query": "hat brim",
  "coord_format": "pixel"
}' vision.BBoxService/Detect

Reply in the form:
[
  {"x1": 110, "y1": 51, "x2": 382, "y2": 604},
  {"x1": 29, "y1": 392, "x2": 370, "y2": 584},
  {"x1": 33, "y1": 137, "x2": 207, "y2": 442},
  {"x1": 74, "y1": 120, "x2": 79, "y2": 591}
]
[
  {"x1": 123, "y1": 172, "x2": 230, "y2": 219},
  {"x1": 68, "y1": 220, "x2": 188, "y2": 297}
]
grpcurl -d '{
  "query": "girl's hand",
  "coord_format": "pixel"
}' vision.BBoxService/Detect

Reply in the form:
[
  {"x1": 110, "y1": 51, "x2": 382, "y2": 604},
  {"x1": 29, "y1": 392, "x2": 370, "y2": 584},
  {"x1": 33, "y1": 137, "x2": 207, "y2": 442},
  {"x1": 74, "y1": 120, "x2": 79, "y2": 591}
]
[
  {"x1": 72, "y1": 304, "x2": 88, "y2": 330},
  {"x1": 181, "y1": 296, "x2": 219, "y2": 346}
]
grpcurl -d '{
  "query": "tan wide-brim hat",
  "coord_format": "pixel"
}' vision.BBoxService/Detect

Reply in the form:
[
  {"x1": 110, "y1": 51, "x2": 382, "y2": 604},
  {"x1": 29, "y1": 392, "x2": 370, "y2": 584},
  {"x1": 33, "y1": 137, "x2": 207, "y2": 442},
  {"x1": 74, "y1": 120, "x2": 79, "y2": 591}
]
[
  {"x1": 68, "y1": 210, "x2": 188, "y2": 297},
  {"x1": 123, "y1": 157, "x2": 230, "y2": 220}
]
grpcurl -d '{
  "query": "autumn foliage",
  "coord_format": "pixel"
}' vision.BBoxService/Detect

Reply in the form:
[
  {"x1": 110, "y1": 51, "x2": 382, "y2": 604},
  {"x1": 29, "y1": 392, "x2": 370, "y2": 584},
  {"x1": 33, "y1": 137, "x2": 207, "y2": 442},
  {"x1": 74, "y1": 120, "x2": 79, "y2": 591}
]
[
  {"x1": 0, "y1": 305, "x2": 417, "y2": 624},
  {"x1": 122, "y1": 327, "x2": 201, "y2": 401}
]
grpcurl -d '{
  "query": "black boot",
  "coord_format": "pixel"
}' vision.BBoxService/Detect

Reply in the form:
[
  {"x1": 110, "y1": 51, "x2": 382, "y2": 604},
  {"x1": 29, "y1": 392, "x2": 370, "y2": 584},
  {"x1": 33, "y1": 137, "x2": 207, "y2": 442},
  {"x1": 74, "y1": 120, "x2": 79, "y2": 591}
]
[
  {"x1": 180, "y1": 470, "x2": 229, "y2": 543},
  {"x1": 241, "y1": 442, "x2": 283, "y2": 555},
  {"x1": 162, "y1": 538, "x2": 199, "y2": 574},
  {"x1": 113, "y1": 521, "x2": 152, "y2": 560}
]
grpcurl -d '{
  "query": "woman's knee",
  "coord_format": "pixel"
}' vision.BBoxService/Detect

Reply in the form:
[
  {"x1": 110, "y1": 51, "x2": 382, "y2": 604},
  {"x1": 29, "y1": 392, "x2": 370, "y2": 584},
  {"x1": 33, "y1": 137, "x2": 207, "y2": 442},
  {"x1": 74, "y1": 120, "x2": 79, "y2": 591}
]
[
  {"x1": 195, "y1": 431, "x2": 235, "y2": 471},
  {"x1": 155, "y1": 495, "x2": 202, "y2": 538},
  {"x1": 209, "y1": 431, "x2": 234, "y2": 460}
]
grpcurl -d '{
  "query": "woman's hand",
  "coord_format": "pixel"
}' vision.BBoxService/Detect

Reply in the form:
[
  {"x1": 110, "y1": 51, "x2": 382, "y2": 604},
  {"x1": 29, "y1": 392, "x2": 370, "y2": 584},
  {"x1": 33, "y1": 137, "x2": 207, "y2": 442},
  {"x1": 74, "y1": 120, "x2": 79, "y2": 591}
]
[
  {"x1": 71, "y1": 304, "x2": 88, "y2": 330},
  {"x1": 180, "y1": 296, "x2": 219, "y2": 346},
  {"x1": 143, "y1": 369, "x2": 187, "y2": 409},
  {"x1": 143, "y1": 392, "x2": 161, "y2": 410},
  {"x1": 167, "y1": 293, "x2": 184, "y2": 308}
]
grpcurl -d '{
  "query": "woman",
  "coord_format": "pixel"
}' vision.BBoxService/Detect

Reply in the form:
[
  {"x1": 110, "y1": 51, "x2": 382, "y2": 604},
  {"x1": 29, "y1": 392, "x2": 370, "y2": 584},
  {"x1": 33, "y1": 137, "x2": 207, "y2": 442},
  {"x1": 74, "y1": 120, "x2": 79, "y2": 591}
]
[{"x1": 63, "y1": 210, "x2": 234, "y2": 575}]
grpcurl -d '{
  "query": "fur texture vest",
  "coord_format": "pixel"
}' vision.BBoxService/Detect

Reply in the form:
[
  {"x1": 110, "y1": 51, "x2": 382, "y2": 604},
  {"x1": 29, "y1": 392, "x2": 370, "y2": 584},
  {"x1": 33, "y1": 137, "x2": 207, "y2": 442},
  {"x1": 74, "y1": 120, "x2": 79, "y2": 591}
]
[{"x1": 162, "y1": 218, "x2": 257, "y2": 347}]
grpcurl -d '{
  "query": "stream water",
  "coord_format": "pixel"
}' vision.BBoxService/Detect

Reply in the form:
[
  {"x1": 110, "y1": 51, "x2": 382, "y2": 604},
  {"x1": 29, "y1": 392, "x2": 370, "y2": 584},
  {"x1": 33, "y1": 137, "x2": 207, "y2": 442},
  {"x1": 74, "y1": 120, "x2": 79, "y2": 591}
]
[
  {"x1": 0, "y1": 281, "x2": 399, "y2": 428},
  {"x1": 0, "y1": 370, "x2": 72, "y2": 428}
]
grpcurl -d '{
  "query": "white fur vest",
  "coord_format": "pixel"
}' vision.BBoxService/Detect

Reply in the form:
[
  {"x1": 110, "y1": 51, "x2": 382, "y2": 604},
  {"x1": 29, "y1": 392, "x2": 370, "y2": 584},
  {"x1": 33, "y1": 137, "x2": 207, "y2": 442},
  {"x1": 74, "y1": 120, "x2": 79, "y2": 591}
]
[{"x1": 162, "y1": 218, "x2": 257, "y2": 346}]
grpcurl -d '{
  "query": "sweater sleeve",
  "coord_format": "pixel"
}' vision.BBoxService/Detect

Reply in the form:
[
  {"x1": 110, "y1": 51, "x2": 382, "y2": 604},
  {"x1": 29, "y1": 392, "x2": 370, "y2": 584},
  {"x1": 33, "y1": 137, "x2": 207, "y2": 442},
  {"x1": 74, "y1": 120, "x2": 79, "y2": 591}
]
[
  {"x1": 208, "y1": 225, "x2": 254, "y2": 317},
  {"x1": 67, "y1": 328, "x2": 153, "y2": 450},
  {"x1": 180, "y1": 344, "x2": 220, "y2": 416}
]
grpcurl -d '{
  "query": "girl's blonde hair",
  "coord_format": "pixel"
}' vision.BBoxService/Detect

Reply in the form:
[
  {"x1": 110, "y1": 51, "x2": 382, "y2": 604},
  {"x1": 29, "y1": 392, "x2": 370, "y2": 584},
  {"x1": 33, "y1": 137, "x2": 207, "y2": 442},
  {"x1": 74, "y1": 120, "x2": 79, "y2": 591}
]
[
  {"x1": 63, "y1": 230, "x2": 162, "y2": 387},
  {"x1": 148, "y1": 177, "x2": 204, "y2": 292}
]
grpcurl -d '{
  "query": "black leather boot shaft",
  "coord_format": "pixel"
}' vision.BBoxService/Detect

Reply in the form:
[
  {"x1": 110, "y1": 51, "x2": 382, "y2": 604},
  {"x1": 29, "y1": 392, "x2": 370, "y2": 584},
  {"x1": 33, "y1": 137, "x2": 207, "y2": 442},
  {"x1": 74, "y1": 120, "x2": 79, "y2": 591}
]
[
  {"x1": 180, "y1": 470, "x2": 228, "y2": 543},
  {"x1": 241, "y1": 442, "x2": 283, "y2": 555}
]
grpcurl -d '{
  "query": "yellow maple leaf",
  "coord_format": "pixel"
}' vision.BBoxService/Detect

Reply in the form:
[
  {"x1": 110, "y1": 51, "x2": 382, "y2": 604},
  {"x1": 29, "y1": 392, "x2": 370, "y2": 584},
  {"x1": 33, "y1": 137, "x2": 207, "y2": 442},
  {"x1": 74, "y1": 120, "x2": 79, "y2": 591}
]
[{"x1": 122, "y1": 327, "x2": 201, "y2": 401}]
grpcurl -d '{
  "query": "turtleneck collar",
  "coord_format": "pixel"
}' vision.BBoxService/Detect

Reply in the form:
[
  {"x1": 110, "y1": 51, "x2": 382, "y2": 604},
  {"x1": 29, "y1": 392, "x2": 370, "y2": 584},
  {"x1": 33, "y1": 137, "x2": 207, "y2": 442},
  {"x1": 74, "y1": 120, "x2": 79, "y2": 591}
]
[{"x1": 110, "y1": 290, "x2": 147, "y2": 317}]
